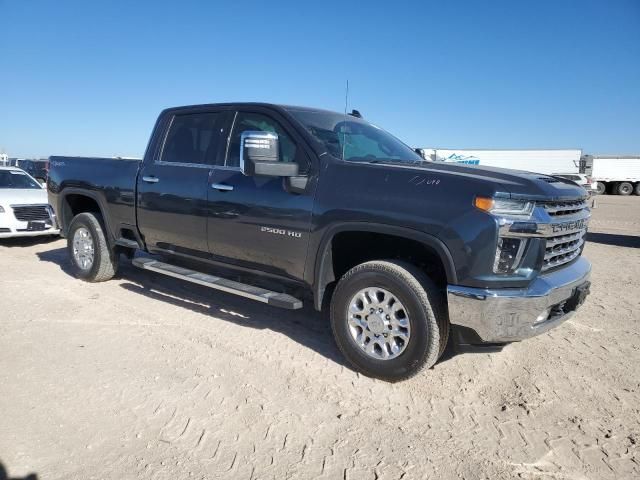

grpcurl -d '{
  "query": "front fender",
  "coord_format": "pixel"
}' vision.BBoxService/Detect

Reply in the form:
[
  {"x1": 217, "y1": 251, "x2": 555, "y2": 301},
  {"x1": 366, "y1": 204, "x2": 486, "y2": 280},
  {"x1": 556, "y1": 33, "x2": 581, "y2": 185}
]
[{"x1": 310, "y1": 222, "x2": 457, "y2": 310}]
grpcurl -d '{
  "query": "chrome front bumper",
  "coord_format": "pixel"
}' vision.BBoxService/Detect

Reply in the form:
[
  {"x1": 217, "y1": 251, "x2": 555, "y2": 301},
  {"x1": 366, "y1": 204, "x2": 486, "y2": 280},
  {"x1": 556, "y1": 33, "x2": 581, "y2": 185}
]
[{"x1": 447, "y1": 257, "x2": 591, "y2": 343}]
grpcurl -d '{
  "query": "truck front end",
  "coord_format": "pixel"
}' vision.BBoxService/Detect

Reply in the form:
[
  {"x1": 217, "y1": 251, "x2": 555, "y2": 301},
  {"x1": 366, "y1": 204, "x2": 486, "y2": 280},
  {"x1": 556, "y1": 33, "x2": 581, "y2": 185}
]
[{"x1": 447, "y1": 194, "x2": 591, "y2": 347}]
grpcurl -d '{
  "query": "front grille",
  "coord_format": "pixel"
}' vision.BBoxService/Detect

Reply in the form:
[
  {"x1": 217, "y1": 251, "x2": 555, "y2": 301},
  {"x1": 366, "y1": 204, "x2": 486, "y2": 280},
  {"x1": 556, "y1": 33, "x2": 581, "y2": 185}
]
[
  {"x1": 539, "y1": 198, "x2": 589, "y2": 272},
  {"x1": 543, "y1": 229, "x2": 586, "y2": 271},
  {"x1": 541, "y1": 199, "x2": 589, "y2": 217},
  {"x1": 11, "y1": 204, "x2": 51, "y2": 222}
]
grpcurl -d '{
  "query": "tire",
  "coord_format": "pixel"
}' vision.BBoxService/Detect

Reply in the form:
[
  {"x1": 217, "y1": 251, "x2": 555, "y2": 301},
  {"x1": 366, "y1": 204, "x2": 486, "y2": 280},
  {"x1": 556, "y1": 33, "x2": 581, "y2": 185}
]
[
  {"x1": 67, "y1": 212, "x2": 118, "y2": 282},
  {"x1": 634, "y1": 183, "x2": 640, "y2": 196},
  {"x1": 617, "y1": 182, "x2": 633, "y2": 196},
  {"x1": 595, "y1": 182, "x2": 606, "y2": 195},
  {"x1": 330, "y1": 260, "x2": 448, "y2": 382}
]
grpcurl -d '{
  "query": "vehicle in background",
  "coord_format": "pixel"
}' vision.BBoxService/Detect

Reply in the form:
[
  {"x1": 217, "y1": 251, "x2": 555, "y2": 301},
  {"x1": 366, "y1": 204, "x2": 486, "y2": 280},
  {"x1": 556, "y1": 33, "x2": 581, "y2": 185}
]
[
  {"x1": 552, "y1": 173, "x2": 597, "y2": 195},
  {"x1": 15, "y1": 159, "x2": 49, "y2": 184},
  {"x1": 416, "y1": 149, "x2": 581, "y2": 176},
  {"x1": 0, "y1": 166, "x2": 60, "y2": 238},
  {"x1": 0, "y1": 153, "x2": 9, "y2": 167},
  {"x1": 581, "y1": 155, "x2": 640, "y2": 195},
  {"x1": 48, "y1": 103, "x2": 591, "y2": 381}
]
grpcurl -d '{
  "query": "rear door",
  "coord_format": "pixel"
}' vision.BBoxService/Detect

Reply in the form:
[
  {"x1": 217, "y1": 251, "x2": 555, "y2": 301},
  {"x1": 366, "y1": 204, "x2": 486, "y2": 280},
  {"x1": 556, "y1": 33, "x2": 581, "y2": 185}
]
[
  {"x1": 137, "y1": 109, "x2": 230, "y2": 258},
  {"x1": 206, "y1": 109, "x2": 316, "y2": 281}
]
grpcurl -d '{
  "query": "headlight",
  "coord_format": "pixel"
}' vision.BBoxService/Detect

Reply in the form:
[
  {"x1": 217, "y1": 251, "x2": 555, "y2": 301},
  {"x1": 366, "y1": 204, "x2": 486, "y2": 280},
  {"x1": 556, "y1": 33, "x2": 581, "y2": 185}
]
[
  {"x1": 493, "y1": 237, "x2": 527, "y2": 274},
  {"x1": 475, "y1": 197, "x2": 534, "y2": 217}
]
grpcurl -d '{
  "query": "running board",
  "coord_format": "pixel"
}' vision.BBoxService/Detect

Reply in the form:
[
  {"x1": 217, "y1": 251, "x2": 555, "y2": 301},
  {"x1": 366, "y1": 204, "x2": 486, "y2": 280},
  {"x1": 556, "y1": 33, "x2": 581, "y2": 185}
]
[
  {"x1": 132, "y1": 257, "x2": 303, "y2": 310},
  {"x1": 115, "y1": 238, "x2": 140, "y2": 249}
]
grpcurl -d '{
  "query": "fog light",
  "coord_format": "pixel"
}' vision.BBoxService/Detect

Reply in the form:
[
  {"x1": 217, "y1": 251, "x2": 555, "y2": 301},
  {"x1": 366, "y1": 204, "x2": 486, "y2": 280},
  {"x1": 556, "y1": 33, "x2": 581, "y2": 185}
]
[
  {"x1": 535, "y1": 309, "x2": 550, "y2": 324},
  {"x1": 493, "y1": 237, "x2": 526, "y2": 274}
]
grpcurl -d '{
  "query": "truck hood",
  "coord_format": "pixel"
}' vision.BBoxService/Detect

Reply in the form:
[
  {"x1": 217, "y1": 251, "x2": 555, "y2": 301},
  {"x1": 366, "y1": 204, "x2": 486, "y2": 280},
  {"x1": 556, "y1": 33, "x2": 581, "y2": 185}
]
[
  {"x1": 0, "y1": 188, "x2": 49, "y2": 206},
  {"x1": 416, "y1": 161, "x2": 587, "y2": 201}
]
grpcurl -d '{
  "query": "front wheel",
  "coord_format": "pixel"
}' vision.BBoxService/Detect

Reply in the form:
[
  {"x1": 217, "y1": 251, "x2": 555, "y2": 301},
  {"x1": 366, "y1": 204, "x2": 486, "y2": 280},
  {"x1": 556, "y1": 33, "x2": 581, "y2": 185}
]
[
  {"x1": 595, "y1": 182, "x2": 606, "y2": 195},
  {"x1": 67, "y1": 212, "x2": 118, "y2": 282},
  {"x1": 330, "y1": 260, "x2": 447, "y2": 382}
]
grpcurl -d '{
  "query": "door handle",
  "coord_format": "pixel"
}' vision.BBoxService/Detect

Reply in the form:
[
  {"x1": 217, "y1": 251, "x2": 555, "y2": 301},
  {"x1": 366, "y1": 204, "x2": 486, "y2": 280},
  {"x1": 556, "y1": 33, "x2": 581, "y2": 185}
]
[
  {"x1": 211, "y1": 183, "x2": 234, "y2": 191},
  {"x1": 142, "y1": 176, "x2": 159, "y2": 184}
]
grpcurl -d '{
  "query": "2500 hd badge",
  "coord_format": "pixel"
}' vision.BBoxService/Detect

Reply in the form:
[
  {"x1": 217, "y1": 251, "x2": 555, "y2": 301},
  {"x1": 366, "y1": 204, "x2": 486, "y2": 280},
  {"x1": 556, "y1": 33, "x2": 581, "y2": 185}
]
[{"x1": 260, "y1": 226, "x2": 302, "y2": 238}]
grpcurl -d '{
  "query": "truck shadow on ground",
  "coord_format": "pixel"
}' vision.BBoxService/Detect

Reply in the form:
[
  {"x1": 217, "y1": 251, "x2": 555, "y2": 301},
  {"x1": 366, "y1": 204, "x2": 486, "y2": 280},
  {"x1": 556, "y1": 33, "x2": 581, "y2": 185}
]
[
  {"x1": 37, "y1": 246, "x2": 459, "y2": 372},
  {"x1": 586, "y1": 232, "x2": 640, "y2": 248},
  {"x1": 0, "y1": 461, "x2": 37, "y2": 480},
  {"x1": 37, "y1": 246, "x2": 348, "y2": 367},
  {"x1": 0, "y1": 236, "x2": 59, "y2": 248}
]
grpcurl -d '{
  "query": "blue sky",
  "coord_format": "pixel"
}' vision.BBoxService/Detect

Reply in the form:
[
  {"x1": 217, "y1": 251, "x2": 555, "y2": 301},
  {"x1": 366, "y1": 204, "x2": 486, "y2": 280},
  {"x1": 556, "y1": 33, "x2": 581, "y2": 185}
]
[{"x1": 1, "y1": 0, "x2": 638, "y2": 158}]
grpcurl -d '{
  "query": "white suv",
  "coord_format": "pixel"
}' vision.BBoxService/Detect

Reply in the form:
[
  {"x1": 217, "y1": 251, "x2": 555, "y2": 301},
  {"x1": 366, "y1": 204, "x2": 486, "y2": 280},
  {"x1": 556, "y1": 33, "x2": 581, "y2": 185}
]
[{"x1": 0, "y1": 167, "x2": 60, "y2": 238}]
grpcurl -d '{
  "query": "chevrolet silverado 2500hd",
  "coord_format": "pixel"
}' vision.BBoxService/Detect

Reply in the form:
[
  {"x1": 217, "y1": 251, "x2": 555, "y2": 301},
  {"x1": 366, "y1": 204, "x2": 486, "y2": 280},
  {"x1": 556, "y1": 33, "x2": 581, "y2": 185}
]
[{"x1": 48, "y1": 103, "x2": 592, "y2": 381}]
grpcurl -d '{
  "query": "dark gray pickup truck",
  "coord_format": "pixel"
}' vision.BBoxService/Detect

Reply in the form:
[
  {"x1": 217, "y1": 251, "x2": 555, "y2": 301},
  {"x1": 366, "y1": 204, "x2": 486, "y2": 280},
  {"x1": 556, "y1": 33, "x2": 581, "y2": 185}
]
[{"x1": 48, "y1": 103, "x2": 592, "y2": 381}]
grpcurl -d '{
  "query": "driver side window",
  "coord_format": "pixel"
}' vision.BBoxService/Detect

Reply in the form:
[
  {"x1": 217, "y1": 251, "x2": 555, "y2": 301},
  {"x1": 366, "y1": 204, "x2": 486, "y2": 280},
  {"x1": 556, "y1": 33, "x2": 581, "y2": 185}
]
[{"x1": 226, "y1": 112, "x2": 297, "y2": 168}]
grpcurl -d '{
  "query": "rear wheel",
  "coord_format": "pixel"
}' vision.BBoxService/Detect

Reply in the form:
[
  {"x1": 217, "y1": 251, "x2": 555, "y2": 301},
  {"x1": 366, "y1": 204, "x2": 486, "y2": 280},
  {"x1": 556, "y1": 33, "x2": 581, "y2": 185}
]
[
  {"x1": 67, "y1": 212, "x2": 118, "y2": 282},
  {"x1": 595, "y1": 182, "x2": 606, "y2": 195},
  {"x1": 634, "y1": 183, "x2": 640, "y2": 196},
  {"x1": 617, "y1": 182, "x2": 633, "y2": 196},
  {"x1": 330, "y1": 260, "x2": 447, "y2": 382}
]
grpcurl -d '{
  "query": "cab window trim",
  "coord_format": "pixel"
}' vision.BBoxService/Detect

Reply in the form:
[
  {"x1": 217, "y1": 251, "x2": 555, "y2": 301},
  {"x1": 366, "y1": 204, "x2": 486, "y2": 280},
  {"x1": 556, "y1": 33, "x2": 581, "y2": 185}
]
[
  {"x1": 156, "y1": 111, "x2": 224, "y2": 168},
  {"x1": 220, "y1": 112, "x2": 241, "y2": 171}
]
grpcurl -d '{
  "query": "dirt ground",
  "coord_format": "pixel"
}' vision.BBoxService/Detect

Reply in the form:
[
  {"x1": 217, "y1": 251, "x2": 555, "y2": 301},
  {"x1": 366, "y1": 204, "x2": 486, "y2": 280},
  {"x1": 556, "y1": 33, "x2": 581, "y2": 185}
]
[{"x1": 1, "y1": 195, "x2": 639, "y2": 480}]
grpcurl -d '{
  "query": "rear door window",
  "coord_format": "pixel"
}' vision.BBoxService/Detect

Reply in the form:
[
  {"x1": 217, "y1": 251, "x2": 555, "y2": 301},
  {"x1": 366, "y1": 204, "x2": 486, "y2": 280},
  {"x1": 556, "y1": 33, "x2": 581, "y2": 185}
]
[{"x1": 161, "y1": 113, "x2": 222, "y2": 165}]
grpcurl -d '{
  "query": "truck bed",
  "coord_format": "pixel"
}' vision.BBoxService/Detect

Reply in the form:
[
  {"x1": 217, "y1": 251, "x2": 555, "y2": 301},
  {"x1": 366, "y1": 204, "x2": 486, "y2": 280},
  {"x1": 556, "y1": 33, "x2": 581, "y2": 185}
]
[{"x1": 48, "y1": 156, "x2": 141, "y2": 240}]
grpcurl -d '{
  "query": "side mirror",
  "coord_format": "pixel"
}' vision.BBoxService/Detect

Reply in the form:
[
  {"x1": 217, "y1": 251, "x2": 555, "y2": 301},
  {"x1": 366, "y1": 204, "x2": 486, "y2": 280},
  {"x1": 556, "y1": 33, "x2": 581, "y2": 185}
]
[{"x1": 240, "y1": 131, "x2": 299, "y2": 177}]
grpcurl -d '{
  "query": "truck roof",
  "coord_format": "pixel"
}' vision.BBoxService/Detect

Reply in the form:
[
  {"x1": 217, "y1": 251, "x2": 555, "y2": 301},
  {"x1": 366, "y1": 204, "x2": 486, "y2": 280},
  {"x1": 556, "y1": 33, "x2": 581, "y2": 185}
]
[{"x1": 162, "y1": 102, "x2": 343, "y2": 116}]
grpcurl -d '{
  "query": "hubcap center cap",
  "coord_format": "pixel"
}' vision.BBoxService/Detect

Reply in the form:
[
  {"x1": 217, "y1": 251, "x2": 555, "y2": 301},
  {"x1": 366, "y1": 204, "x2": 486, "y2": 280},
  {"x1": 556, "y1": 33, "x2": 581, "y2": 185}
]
[{"x1": 367, "y1": 314, "x2": 386, "y2": 335}]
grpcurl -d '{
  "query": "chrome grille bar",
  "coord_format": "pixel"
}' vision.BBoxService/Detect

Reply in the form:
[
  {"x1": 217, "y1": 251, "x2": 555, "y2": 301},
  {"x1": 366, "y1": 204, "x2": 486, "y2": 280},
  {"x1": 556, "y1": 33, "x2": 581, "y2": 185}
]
[
  {"x1": 543, "y1": 248, "x2": 583, "y2": 271},
  {"x1": 545, "y1": 230, "x2": 584, "y2": 247},
  {"x1": 543, "y1": 228, "x2": 587, "y2": 272},
  {"x1": 541, "y1": 199, "x2": 589, "y2": 217},
  {"x1": 544, "y1": 237, "x2": 585, "y2": 260}
]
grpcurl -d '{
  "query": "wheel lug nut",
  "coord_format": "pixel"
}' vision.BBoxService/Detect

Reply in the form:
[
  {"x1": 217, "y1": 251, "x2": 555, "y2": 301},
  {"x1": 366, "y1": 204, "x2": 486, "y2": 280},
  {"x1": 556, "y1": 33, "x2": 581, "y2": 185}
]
[
  {"x1": 370, "y1": 308, "x2": 374, "y2": 313},
  {"x1": 386, "y1": 315, "x2": 390, "y2": 320},
  {"x1": 378, "y1": 308, "x2": 383, "y2": 313}
]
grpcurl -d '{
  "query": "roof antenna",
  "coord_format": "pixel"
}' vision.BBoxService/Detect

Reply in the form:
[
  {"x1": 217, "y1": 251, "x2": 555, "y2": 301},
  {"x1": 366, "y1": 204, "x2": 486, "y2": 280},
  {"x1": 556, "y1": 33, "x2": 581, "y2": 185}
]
[{"x1": 342, "y1": 79, "x2": 349, "y2": 161}]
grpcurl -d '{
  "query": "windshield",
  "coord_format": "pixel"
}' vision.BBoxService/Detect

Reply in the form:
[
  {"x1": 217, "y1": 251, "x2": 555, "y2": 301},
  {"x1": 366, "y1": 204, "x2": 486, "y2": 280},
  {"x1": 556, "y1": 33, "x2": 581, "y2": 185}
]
[
  {"x1": 0, "y1": 170, "x2": 42, "y2": 189},
  {"x1": 287, "y1": 109, "x2": 423, "y2": 164}
]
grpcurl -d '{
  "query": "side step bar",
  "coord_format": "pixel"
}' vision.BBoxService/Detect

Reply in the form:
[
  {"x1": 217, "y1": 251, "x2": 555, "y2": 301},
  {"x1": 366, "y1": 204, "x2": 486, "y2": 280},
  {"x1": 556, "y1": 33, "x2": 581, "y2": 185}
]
[
  {"x1": 115, "y1": 238, "x2": 141, "y2": 249},
  {"x1": 132, "y1": 257, "x2": 303, "y2": 310}
]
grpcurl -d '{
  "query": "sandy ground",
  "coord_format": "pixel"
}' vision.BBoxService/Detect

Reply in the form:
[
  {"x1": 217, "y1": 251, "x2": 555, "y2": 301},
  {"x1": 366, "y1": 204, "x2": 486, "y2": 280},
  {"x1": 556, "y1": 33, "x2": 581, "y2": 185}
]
[{"x1": 1, "y1": 195, "x2": 639, "y2": 480}]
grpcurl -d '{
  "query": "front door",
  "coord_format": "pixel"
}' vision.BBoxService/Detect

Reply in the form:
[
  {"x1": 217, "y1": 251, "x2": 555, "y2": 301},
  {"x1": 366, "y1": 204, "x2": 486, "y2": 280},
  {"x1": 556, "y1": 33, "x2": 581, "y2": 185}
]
[
  {"x1": 137, "y1": 109, "x2": 228, "y2": 258},
  {"x1": 207, "y1": 110, "x2": 316, "y2": 280}
]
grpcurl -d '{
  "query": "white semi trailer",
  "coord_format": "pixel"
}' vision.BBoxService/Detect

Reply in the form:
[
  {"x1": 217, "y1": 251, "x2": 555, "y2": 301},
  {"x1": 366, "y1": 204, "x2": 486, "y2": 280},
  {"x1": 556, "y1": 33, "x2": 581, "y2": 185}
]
[
  {"x1": 581, "y1": 155, "x2": 640, "y2": 195},
  {"x1": 416, "y1": 149, "x2": 581, "y2": 176}
]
